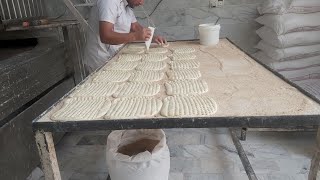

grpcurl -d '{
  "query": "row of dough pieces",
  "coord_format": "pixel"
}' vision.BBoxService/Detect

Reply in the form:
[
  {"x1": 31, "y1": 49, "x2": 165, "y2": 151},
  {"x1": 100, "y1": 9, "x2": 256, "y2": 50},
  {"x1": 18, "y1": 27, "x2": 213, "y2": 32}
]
[
  {"x1": 122, "y1": 45, "x2": 196, "y2": 55},
  {"x1": 71, "y1": 79, "x2": 208, "y2": 98},
  {"x1": 51, "y1": 95, "x2": 217, "y2": 120}
]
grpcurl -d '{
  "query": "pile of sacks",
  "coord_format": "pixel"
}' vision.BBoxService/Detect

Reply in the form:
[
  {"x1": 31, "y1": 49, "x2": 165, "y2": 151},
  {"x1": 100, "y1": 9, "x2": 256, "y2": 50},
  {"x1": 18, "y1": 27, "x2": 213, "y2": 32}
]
[{"x1": 253, "y1": 0, "x2": 320, "y2": 96}]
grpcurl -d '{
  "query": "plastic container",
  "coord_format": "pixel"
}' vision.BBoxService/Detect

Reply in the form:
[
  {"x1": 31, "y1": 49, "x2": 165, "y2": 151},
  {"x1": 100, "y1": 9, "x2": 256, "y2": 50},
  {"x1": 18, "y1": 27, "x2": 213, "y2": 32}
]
[
  {"x1": 106, "y1": 129, "x2": 170, "y2": 180},
  {"x1": 145, "y1": 27, "x2": 155, "y2": 50},
  {"x1": 199, "y1": 24, "x2": 221, "y2": 46}
]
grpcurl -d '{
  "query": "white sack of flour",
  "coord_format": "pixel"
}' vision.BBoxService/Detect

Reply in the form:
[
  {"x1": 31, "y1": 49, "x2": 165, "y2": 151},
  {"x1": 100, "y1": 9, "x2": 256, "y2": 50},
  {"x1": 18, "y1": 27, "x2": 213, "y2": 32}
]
[
  {"x1": 255, "y1": 41, "x2": 320, "y2": 61},
  {"x1": 258, "y1": 0, "x2": 320, "y2": 14},
  {"x1": 253, "y1": 51, "x2": 320, "y2": 71},
  {"x1": 256, "y1": 26, "x2": 320, "y2": 48},
  {"x1": 106, "y1": 129, "x2": 170, "y2": 180},
  {"x1": 257, "y1": 0, "x2": 292, "y2": 15},
  {"x1": 256, "y1": 12, "x2": 320, "y2": 35}
]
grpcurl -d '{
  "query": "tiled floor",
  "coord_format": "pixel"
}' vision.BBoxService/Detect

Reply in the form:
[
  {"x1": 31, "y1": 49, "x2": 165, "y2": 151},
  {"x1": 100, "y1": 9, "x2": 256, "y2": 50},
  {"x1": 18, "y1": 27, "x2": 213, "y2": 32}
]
[{"x1": 27, "y1": 129, "x2": 319, "y2": 180}]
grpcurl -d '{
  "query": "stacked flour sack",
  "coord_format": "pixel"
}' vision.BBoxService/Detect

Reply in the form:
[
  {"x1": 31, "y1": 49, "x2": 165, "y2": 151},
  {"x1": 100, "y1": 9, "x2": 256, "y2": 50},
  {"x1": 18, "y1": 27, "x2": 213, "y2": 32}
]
[{"x1": 253, "y1": 0, "x2": 320, "y2": 91}]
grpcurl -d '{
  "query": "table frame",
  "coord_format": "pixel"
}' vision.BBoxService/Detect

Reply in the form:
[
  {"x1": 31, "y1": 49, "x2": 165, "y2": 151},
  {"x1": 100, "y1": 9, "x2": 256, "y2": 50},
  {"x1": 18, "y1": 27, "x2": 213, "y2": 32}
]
[{"x1": 32, "y1": 39, "x2": 320, "y2": 180}]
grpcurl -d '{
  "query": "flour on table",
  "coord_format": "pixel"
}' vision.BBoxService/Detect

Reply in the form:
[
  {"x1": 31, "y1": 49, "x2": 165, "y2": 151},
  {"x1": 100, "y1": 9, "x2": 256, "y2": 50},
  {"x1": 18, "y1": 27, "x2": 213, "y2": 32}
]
[
  {"x1": 104, "y1": 97, "x2": 162, "y2": 119},
  {"x1": 93, "y1": 70, "x2": 131, "y2": 82},
  {"x1": 129, "y1": 71, "x2": 164, "y2": 82},
  {"x1": 122, "y1": 48, "x2": 145, "y2": 54},
  {"x1": 143, "y1": 54, "x2": 168, "y2": 62},
  {"x1": 171, "y1": 47, "x2": 196, "y2": 53},
  {"x1": 113, "y1": 82, "x2": 161, "y2": 97},
  {"x1": 127, "y1": 43, "x2": 145, "y2": 49},
  {"x1": 161, "y1": 95, "x2": 218, "y2": 117},
  {"x1": 169, "y1": 60, "x2": 200, "y2": 69},
  {"x1": 71, "y1": 83, "x2": 119, "y2": 97},
  {"x1": 51, "y1": 97, "x2": 111, "y2": 120},
  {"x1": 167, "y1": 69, "x2": 201, "y2": 80},
  {"x1": 171, "y1": 53, "x2": 197, "y2": 61},
  {"x1": 136, "y1": 61, "x2": 167, "y2": 71},
  {"x1": 105, "y1": 61, "x2": 139, "y2": 70},
  {"x1": 147, "y1": 47, "x2": 168, "y2": 54},
  {"x1": 118, "y1": 54, "x2": 142, "y2": 62},
  {"x1": 165, "y1": 80, "x2": 209, "y2": 95}
]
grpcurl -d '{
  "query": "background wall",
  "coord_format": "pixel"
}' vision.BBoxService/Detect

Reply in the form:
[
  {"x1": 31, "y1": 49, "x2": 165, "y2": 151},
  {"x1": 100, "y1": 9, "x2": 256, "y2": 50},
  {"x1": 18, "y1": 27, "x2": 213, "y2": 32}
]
[
  {"x1": 46, "y1": 0, "x2": 263, "y2": 54},
  {"x1": 135, "y1": 0, "x2": 263, "y2": 54}
]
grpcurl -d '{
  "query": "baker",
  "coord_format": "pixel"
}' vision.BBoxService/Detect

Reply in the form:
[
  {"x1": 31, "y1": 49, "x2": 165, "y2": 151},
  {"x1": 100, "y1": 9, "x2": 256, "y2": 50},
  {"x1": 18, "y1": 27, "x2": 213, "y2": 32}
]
[{"x1": 84, "y1": 0, "x2": 166, "y2": 73}]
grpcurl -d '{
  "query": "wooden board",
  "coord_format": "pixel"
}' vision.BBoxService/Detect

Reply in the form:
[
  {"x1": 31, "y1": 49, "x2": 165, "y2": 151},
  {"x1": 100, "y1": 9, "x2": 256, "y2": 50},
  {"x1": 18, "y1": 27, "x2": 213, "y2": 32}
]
[{"x1": 33, "y1": 39, "x2": 320, "y2": 131}]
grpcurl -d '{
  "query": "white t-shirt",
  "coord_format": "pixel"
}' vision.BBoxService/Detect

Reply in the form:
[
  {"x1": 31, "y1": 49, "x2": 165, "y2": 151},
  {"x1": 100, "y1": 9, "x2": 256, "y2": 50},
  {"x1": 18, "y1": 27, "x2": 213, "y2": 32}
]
[{"x1": 84, "y1": 0, "x2": 137, "y2": 72}]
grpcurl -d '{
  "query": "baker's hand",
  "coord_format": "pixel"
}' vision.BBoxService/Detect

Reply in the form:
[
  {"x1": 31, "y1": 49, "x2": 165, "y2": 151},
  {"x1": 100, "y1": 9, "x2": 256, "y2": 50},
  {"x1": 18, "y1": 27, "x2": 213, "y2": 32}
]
[
  {"x1": 134, "y1": 28, "x2": 152, "y2": 41},
  {"x1": 153, "y1": 35, "x2": 167, "y2": 45}
]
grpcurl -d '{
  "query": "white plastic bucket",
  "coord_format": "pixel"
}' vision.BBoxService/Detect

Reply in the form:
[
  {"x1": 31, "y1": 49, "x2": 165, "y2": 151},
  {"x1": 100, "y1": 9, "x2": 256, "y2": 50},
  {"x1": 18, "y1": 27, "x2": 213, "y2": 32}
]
[{"x1": 199, "y1": 24, "x2": 221, "y2": 46}]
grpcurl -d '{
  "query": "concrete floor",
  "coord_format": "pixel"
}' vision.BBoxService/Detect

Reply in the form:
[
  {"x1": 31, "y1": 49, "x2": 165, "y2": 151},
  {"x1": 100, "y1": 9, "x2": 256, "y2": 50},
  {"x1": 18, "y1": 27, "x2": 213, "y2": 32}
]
[{"x1": 27, "y1": 128, "x2": 319, "y2": 180}]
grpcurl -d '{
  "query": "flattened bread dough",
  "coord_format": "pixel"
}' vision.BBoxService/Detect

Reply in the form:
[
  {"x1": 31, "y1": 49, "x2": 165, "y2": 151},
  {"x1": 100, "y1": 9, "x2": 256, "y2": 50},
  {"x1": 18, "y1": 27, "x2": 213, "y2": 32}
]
[
  {"x1": 171, "y1": 47, "x2": 196, "y2": 53},
  {"x1": 165, "y1": 80, "x2": 209, "y2": 95},
  {"x1": 104, "y1": 97, "x2": 162, "y2": 119},
  {"x1": 169, "y1": 60, "x2": 200, "y2": 69},
  {"x1": 136, "y1": 61, "x2": 167, "y2": 71},
  {"x1": 161, "y1": 95, "x2": 217, "y2": 117},
  {"x1": 113, "y1": 82, "x2": 161, "y2": 97},
  {"x1": 127, "y1": 43, "x2": 145, "y2": 49},
  {"x1": 105, "y1": 61, "x2": 139, "y2": 70},
  {"x1": 93, "y1": 70, "x2": 131, "y2": 82},
  {"x1": 143, "y1": 54, "x2": 168, "y2": 62},
  {"x1": 167, "y1": 69, "x2": 201, "y2": 80},
  {"x1": 147, "y1": 47, "x2": 168, "y2": 54},
  {"x1": 122, "y1": 48, "x2": 145, "y2": 54},
  {"x1": 129, "y1": 71, "x2": 164, "y2": 82},
  {"x1": 71, "y1": 83, "x2": 119, "y2": 97},
  {"x1": 51, "y1": 97, "x2": 111, "y2": 120},
  {"x1": 118, "y1": 54, "x2": 142, "y2": 62},
  {"x1": 171, "y1": 53, "x2": 197, "y2": 61}
]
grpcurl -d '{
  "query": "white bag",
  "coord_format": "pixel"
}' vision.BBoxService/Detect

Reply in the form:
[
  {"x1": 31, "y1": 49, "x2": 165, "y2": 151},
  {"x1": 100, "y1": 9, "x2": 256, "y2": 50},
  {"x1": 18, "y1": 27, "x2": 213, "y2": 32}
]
[
  {"x1": 257, "y1": 0, "x2": 292, "y2": 15},
  {"x1": 106, "y1": 129, "x2": 170, "y2": 180},
  {"x1": 258, "y1": 0, "x2": 320, "y2": 14},
  {"x1": 253, "y1": 51, "x2": 320, "y2": 71},
  {"x1": 256, "y1": 12, "x2": 320, "y2": 35},
  {"x1": 256, "y1": 26, "x2": 320, "y2": 48},
  {"x1": 255, "y1": 40, "x2": 320, "y2": 60},
  {"x1": 289, "y1": 0, "x2": 320, "y2": 14}
]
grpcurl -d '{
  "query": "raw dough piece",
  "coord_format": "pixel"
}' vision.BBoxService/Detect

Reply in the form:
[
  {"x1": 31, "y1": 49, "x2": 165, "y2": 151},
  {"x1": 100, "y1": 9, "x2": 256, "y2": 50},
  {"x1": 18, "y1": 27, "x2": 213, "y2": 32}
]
[
  {"x1": 165, "y1": 80, "x2": 209, "y2": 95},
  {"x1": 161, "y1": 95, "x2": 218, "y2": 117},
  {"x1": 127, "y1": 43, "x2": 145, "y2": 49},
  {"x1": 113, "y1": 82, "x2": 161, "y2": 97},
  {"x1": 147, "y1": 47, "x2": 168, "y2": 54},
  {"x1": 171, "y1": 53, "x2": 196, "y2": 61},
  {"x1": 169, "y1": 60, "x2": 200, "y2": 69},
  {"x1": 71, "y1": 83, "x2": 119, "y2": 97},
  {"x1": 171, "y1": 47, "x2": 196, "y2": 53},
  {"x1": 167, "y1": 69, "x2": 201, "y2": 80},
  {"x1": 143, "y1": 54, "x2": 168, "y2": 62},
  {"x1": 93, "y1": 70, "x2": 131, "y2": 82},
  {"x1": 118, "y1": 54, "x2": 142, "y2": 62},
  {"x1": 51, "y1": 97, "x2": 111, "y2": 120},
  {"x1": 136, "y1": 61, "x2": 167, "y2": 71},
  {"x1": 104, "y1": 97, "x2": 162, "y2": 119},
  {"x1": 129, "y1": 71, "x2": 164, "y2": 82},
  {"x1": 105, "y1": 61, "x2": 139, "y2": 70},
  {"x1": 122, "y1": 48, "x2": 145, "y2": 54}
]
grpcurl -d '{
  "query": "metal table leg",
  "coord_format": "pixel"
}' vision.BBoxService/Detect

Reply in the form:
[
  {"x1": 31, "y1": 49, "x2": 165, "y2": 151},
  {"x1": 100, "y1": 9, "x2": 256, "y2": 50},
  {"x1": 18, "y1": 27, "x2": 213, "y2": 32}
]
[
  {"x1": 229, "y1": 128, "x2": 258, "y2": 180},
  {"x1": 35, "y1": 131, "x2": 61, "y2": 180},
  {"x1": 240, "y1": 128, "x2": 247, "y2": 141},
  {"x1": 308, "y1": 127, "x2": 320, "y2": 180}
]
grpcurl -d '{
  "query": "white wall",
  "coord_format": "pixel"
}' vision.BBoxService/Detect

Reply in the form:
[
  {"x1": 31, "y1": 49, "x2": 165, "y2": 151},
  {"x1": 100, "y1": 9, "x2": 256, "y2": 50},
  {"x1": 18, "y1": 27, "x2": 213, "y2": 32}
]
[{"x1": 134, "y1": 0, "x2": 263, "y2": 54}]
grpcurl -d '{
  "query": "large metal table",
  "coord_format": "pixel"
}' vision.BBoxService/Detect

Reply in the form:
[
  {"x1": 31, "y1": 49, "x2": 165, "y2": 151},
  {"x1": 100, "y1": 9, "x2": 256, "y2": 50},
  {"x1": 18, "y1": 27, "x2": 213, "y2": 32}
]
[{"x1": 33, "y1": 39, "x2": 320, "y2": 180}]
